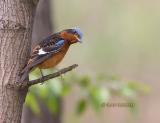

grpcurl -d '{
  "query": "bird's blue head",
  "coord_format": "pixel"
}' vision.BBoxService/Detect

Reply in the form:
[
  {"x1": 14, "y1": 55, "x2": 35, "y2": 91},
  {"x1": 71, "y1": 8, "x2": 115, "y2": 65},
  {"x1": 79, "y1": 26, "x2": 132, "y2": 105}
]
[
  {"x1": 71, "y1": 27, "x2": 83, "y2": 42},
  {"x1": 60, "y1": 27, "x2": 83, "y2": 44}
]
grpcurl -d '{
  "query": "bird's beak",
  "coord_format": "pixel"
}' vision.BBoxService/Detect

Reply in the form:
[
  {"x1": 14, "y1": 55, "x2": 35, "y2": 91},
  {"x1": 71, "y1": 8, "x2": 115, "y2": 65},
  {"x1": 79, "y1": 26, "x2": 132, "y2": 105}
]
[{"x1": 75, "y1": 35, "x2": 82, "y2": 43}]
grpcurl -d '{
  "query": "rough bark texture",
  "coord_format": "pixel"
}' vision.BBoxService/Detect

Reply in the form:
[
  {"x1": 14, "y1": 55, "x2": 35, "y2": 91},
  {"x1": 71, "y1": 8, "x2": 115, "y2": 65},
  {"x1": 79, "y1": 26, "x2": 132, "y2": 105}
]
[{"x1": 0, "y1": 0, "x2": 36, "y2": 123}]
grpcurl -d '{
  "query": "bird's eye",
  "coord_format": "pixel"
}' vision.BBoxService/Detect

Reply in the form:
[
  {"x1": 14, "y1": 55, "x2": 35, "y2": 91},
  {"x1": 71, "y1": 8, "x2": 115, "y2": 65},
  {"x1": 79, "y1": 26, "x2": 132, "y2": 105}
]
[
  {"x1": 72, "y1": 30, "x2": 77, "y2": 34},
  {"x1": 74, "y1": 32, "x2": 78, "y2": 35}
]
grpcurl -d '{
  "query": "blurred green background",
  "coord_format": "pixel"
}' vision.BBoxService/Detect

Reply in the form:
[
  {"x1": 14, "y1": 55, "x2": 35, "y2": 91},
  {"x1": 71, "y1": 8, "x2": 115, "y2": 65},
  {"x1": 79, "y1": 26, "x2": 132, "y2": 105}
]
[{"x1": 24, "y1": 0, "x2": 160, "y2": 123}]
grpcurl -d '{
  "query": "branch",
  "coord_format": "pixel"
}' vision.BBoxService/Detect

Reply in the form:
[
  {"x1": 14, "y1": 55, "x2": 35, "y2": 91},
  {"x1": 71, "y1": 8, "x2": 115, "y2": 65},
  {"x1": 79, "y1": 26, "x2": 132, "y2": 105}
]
[
  {"x1": 6, "y1": 64, "x2": 78, "y2": 89},
  {"x1": 28, "y1": 64, "x2": 78, "y2": 86}
]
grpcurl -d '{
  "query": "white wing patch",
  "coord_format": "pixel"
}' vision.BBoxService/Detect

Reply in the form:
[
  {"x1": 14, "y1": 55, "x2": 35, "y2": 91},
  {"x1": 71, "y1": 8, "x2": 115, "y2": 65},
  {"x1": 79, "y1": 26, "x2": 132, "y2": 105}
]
[{"x1": 38, "y1": 48, "x2": 47, "y2": 55}]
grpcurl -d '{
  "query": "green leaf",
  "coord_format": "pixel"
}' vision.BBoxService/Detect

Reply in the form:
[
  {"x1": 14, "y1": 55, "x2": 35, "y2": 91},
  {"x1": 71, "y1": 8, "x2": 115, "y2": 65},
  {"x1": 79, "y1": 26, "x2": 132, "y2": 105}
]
[
  {"x1": 76, "y1": 99, "x2": 87, "y2": 115},
  {"x1": 89, "y1": 87, "x2": 110, "y2": 111},
  {"x1": 120, "y1": 81, "x2": 150, "y2": 99},
  {"x1": 61, "y1": 82, "x2": 71, "y2": 96},
  {"x1": 46, "y1": 96, "x2": 58, "y2": 113},
  {"x1": 121, "y1": 85, "x2": 137, "y2": 99},
  {"x1": 37, "y1": 85, "x2": 49, "y2": 98},
  {"x1": 25, "y1": 92, "x2": 40, "y2": 114},
  {"x1": 79, "y1": 76, "x2": 91, "y2": 87},
  {"x1": 126, "y1": 81, "x2": 150, "y2": 93}
]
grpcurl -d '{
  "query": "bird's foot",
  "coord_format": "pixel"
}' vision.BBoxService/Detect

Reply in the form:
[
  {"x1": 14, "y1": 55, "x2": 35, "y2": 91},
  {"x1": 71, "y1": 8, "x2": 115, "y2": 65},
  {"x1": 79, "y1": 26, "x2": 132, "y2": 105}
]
[{"x1": 39, "y1": 69, "x2": 45, "y2": 85}]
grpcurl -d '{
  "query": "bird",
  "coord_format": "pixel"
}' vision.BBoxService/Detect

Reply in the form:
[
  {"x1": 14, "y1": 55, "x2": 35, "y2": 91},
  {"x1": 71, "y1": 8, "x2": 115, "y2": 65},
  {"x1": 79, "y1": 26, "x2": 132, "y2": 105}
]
[{"x1": 19, "y1": 27, "x2": 83, "y2": 82}]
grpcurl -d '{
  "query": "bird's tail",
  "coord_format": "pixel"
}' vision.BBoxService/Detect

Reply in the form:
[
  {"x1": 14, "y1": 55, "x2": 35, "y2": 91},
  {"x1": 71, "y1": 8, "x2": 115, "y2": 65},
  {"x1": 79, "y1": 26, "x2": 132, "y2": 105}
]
[{"x1": 19, "y1": 66, "x2": 30, "y2": 82}]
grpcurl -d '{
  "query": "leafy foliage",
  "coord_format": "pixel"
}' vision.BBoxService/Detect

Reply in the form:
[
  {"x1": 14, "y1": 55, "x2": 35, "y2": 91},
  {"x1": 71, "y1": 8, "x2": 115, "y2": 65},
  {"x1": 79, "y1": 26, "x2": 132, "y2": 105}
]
[{"x1": 25, "y1": 69, "x2": 150, "y2": 115}]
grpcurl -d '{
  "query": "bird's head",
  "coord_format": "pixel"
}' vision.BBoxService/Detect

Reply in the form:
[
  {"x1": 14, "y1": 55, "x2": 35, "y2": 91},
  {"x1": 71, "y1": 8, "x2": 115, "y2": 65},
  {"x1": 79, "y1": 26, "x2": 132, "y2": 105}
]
[{"x1": 59, "y1": 27, "x2": 83, "y2": 44}]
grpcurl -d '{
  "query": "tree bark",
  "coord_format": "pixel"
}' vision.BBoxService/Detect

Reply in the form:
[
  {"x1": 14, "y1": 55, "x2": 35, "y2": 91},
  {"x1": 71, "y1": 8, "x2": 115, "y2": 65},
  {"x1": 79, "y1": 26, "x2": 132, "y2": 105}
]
[{"x1": 0, "y1": 0, "x2": 37, "y2": 123}]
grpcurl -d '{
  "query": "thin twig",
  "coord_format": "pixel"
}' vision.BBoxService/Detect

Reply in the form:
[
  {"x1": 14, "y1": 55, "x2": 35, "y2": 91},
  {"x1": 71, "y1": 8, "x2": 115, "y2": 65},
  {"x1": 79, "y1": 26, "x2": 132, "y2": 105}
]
[
  {"x1": 7, "y1": 64, "x2": 78, "y2": 90},
  {"x1": 27, "y1": 64, "x2": 78, "y2": 86}
]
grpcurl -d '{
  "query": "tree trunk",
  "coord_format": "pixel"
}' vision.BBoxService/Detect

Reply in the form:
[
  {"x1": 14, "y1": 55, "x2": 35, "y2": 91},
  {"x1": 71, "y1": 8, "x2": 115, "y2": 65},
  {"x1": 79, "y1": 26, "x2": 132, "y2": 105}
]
[{"x1": 0, "y1": 0, "x2": 37, "y2": 123}]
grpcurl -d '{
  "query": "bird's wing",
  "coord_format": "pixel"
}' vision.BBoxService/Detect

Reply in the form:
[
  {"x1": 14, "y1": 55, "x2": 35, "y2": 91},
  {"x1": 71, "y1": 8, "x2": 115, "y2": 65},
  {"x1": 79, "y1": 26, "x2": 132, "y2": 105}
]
[
  {"x1": 20, "y1": 35, "x2": 64, "y2": 75},
  {"x1": 28, "y1": 39, "x2": 65, "y2": 69}
]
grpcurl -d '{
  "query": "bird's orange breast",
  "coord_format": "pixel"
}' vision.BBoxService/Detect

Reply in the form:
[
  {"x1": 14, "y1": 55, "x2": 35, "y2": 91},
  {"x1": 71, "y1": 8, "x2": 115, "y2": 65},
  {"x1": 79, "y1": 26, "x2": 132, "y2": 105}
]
[{"x1": 37, "y1": 43, "x2": 69, "y2": 69}]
